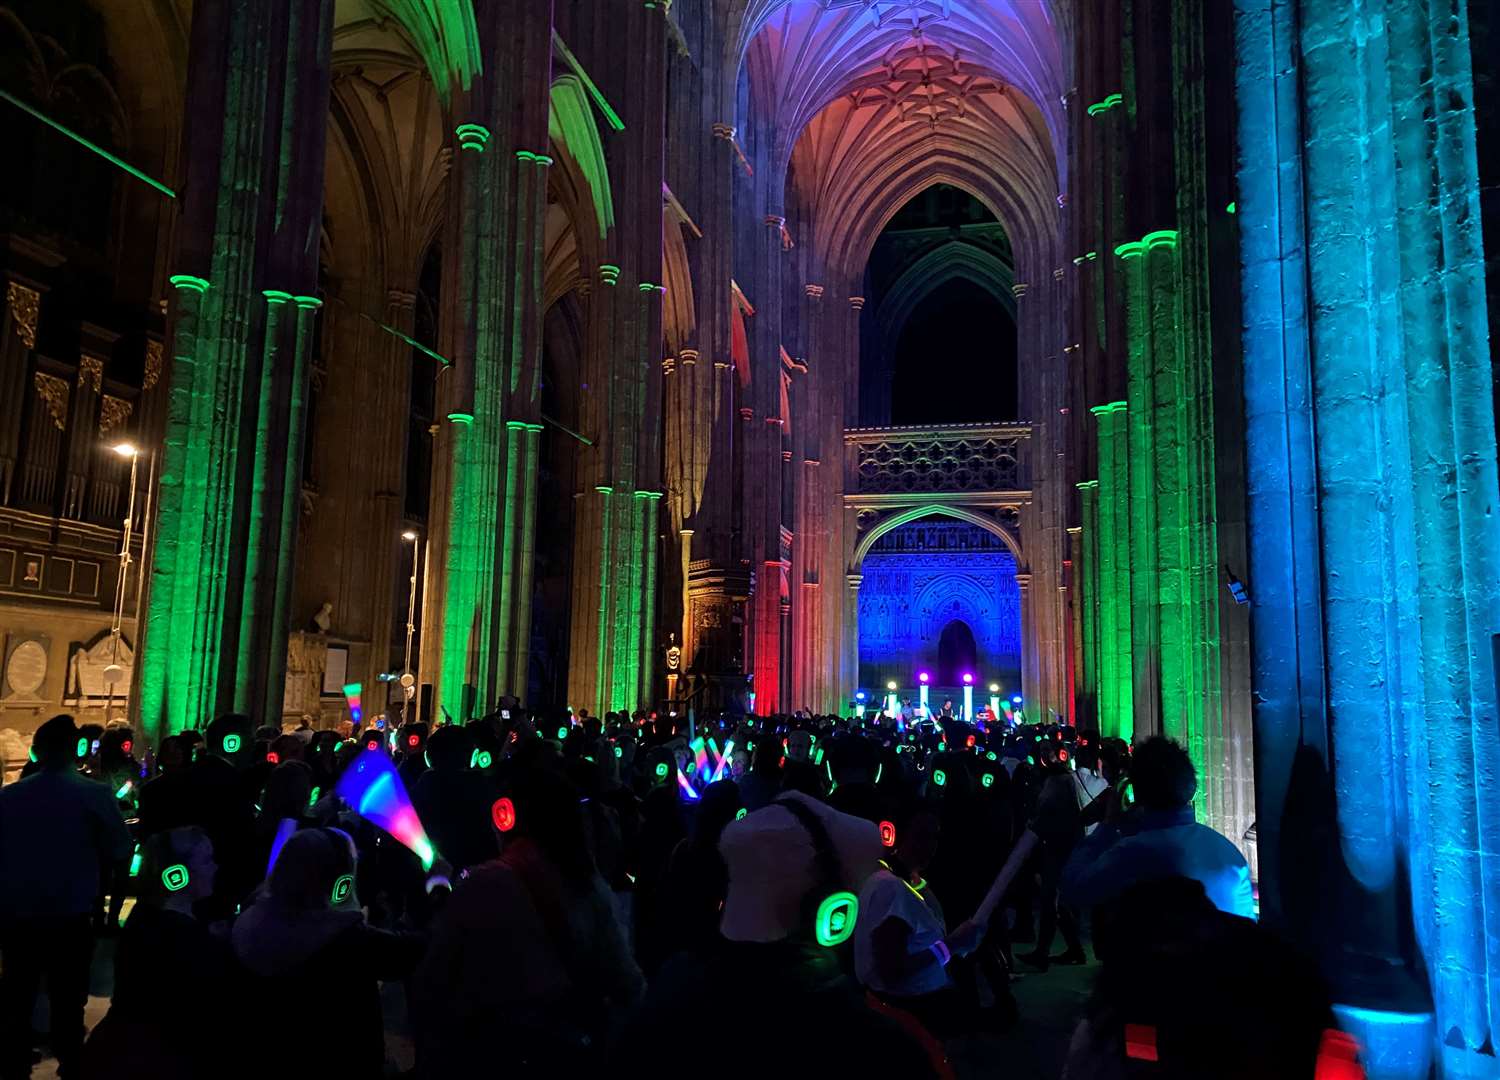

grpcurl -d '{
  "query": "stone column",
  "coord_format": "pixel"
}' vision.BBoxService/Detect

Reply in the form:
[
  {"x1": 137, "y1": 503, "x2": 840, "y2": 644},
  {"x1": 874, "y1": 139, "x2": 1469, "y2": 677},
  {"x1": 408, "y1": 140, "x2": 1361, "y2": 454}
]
[
  {"x1": 139, "y1": 0, "x2": 334, "y2": 743},
  {"x1": 1074, "y1": 484, "x2": 1101, "y2": 730},
  {"x1": 562, "y1": 0, "x2": 667, "y2": 713},
  {"x1": 1236, "y1": 0, "x2": 1499, "y2": 1070},
  {"x1": 1016, "y1": 572, "x2": 1036, "y2": 706},
  {"x1": 426, "y1": 0, "x2": 552, "y2": 721},
  {"x1": 791, "y1": 281, "x2": 825, "y2": 710},
  {"x1": 843, "y1": 573, "x2": 862, "y2": 705},
  {"x1": 1090, "y1": 402, "x2": 1132, "y2": 741}
]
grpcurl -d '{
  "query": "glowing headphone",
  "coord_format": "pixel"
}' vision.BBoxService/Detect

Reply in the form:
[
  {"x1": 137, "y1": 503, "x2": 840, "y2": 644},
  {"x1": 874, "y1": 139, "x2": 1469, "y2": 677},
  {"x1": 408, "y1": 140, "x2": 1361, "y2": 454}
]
[
  {"x1": 75, "y1": 737, "x2": 89, "y2": 759},
  {"x1": 878, "y1": 820, "x2": 897, "y2": 848},
  {"x1": 654, "y1": 761, "x2": 670, "y2": 779},
  {"x1": 161, "y1": 864, "x2": 190, "y2": 892},
  {"x1": 932, "y1": 768, "x2": 947, "y2": 787},
  {"x1": 982, "y1": 772, "x2": 995, "y2": 788},
  {"x1": 774, "y1": 797, "x2": 858, "y2": 948},
  {"x1": 222, "y1": 733, "x2": 242, "y2": 754},
  {"x1": 266, "y1": 750, "x2": 280, "y2": 765},
  {"x1": 330, "y1": 874, "x2": 354, "y2": 905},
  {"x1": 1122, "y1": 1023, "x2": 1365, "y2": 1078},
  {"x1": 491, "y1": 796, "x2": 517, "y2": 832}
]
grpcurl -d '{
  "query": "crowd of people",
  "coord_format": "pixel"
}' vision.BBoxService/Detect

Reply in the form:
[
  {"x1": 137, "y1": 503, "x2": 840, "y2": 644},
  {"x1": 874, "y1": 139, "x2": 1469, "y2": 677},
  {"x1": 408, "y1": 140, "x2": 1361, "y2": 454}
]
[{"x1": 0, "y1": 701, "x2": 1351, "y2": 1078}]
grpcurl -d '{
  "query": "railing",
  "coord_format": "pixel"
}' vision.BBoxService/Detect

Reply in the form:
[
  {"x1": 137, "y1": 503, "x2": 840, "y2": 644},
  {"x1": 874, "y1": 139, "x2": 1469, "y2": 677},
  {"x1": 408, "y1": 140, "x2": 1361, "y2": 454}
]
[{"x1": 844, "y1": 422, "x2": 1030, "y2": 495}]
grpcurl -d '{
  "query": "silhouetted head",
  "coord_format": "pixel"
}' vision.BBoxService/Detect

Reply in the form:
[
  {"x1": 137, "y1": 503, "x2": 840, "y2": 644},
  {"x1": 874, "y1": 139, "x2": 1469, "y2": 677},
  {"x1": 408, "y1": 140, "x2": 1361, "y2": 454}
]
[
  {"x1": 205, "y1": 714, "x2": 253, "y2": 766},
  {"x1": 1131, "y1": 736, "x2": 1196, "y2": 811},
  {"x1": 32, "y1": 714, "x2": 80, "y2": 770}
]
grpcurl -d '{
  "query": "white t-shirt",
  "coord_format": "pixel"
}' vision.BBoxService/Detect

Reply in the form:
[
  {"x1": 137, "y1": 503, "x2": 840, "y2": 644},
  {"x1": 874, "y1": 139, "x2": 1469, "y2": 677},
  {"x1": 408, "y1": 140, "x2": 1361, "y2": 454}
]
[{"x1": 854, "y1": 869, "x2": 949, "y2": 997}]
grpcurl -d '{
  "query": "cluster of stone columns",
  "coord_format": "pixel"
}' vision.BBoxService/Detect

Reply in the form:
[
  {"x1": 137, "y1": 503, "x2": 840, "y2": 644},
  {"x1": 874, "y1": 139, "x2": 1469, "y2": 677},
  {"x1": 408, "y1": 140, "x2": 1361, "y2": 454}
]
[
  {"x1": 139, "y1": 0, "x2": 333, "y2": 744},
  {"x1": 1236, "y1": 0, "x2": 1499, "y2": 1072}
]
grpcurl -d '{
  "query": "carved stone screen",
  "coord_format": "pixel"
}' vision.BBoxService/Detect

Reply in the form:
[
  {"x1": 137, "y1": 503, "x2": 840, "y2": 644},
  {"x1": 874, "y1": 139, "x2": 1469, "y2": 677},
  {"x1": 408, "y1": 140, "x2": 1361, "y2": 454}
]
[{"x1": 857, "y1": 519, "x2": 1021, "y2": 695}]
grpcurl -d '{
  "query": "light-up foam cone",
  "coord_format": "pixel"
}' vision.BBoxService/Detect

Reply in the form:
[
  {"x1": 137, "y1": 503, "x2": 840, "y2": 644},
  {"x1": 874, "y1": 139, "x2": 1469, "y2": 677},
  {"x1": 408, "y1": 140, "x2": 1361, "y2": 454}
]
[
  {"x1": 343, "y1": 682, "x2": 364, "y2": 727},
  {"x1": 335, "y1": 748, "x2": 436, "y2": 869}
]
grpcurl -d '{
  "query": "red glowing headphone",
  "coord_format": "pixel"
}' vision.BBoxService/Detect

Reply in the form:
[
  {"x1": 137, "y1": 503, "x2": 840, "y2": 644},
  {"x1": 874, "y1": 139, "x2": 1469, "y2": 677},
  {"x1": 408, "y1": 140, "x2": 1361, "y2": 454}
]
[
  {"x1": 491, "y1": 797, "x2": 516, "y2": 833},
  {"x1": 1123, "y1": 1024, "x2": 1364, "y2": 1078}
]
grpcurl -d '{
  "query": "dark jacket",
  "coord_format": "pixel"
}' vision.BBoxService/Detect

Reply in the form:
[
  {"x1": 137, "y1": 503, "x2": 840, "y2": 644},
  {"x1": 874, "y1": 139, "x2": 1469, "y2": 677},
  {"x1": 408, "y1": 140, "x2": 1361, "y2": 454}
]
[
  {"x1": 83, "y1": 905, "x2": 238, "y2": 1079},
  {"x1": 231, "y1": 901, "x2": 425, "y2": 1078}
]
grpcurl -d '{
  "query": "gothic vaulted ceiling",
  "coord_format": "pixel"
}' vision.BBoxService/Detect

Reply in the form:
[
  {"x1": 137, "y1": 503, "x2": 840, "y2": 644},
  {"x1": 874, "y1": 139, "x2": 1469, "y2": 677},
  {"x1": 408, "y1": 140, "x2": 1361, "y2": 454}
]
[{"x1": 731, "y1": 0, "x2": 1067, "y2": 276}]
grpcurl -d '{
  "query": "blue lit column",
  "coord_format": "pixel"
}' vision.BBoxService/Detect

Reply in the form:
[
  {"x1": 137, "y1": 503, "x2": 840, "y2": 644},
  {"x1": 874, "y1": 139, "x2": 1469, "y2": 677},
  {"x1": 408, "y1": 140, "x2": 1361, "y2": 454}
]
[{"x1": 1236, "y1": 0, "x2": 1500, "y2": 1074}]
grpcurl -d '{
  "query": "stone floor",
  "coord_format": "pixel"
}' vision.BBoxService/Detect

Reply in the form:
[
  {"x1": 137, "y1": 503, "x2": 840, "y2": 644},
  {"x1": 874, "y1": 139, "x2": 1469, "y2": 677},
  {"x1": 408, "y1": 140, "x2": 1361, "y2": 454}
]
[{"x1": 33, "y1": 938, "x2": 1095, "y2": 1078}]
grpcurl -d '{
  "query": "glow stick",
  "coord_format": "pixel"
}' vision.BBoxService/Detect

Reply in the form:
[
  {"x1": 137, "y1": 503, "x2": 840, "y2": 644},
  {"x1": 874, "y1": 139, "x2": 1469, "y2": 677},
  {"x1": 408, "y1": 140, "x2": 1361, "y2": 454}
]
[
  {"x1": 973, "y1": 829, "x2": 1040, "y2": 926},
  {"x1": 334, "y1": 748, "x2": 436, "y2": 869},
  {"x1": 266, "y1": 817, "x2": 298, "y2": 877},
  {"x1": 709, "y1": 740, "x2": 735, "y2": 783},
  {"x1": 343, "y1": 682, "x2": 363, "y2": 727},
  {"x1": 676, "y1": 771, "x2": 700, "y2": 800}
]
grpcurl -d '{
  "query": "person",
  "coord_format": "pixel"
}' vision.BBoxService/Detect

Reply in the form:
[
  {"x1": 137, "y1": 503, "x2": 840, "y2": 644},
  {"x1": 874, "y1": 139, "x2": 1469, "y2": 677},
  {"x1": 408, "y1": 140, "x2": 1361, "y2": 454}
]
[
  {"x1": 1071, "y1": 740, "x2": 1110, "y2": 836},
  {"x1": 138, "y1": 714, "x2": 258, "y2": 917},
  {"x1": 231, "y1": 827, "x2": 430, "y2": 1079},
  {"x1": 81, "y1": 827, "x2": 236, "y2": 1080},
  {"x1": 1018, "y1": 740, "x2": 1087, "y2": 969},
  {"x1": 1060, "y1": 878, "x2": 1333, "y2": 1078},
  {"x1": 0, "y1": 715, "x2": 133, "y2": 1079},
  {"x1": 654, "y1": 779, "x2": 741, "y2": 958},
  {"x1": 414, "y1": 765, "x2": 643, "y2": 1075},
  {"x1": 1060, "y1": 736, "x2": 1255, "y2": 920},
  {"x1": 617, "y1": 791, "x2": 941, "y2": 1077},
  {"x1": 854, "y1": 803, "x2": 987, "y2": 1037},
  {"x1": 411, "y1": 725, "x2": 497, "y2": 873},
  {"x1": 736, "y1": 738, "x2": 784, "y2": 812},
  {"x1": 248, "y1": 759, "x2": 315, "y2": 882}
]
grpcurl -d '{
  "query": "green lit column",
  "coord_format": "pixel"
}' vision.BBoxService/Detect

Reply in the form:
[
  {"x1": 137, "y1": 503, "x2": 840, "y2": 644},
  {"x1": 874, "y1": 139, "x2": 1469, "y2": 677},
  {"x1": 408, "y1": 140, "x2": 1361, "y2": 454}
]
[
  {"x1": 1090, "y1": 403, "x2": 1133, "y2": 741},
  {"x1": 234, "y1": 288, "x2": 321, "y2": 727},
  {"x1": 637, "y1": 490, "x2": 663, "y2": 706},
  {"x1": 508, "y1": 421, "x2": 544, "y2": 697},
  {"x1": 493, "y1": 420, "x2": 525, "y2": 695},
  {"x1": 234, "y1": 289, "x2": 290, "y2": 717},
  {"x1": 1074, "y1": 489, "x2": 1100, "y2": 729},
  {"x1": 1145, "y1": 231, "x2": 1185, "y2": 747},
  {"x1": 139, "y1": 0, "x2": 334, "y2": 744},
  {"x1": 140, "y1": 274, "x2": 218, "y2": 743},
  {"x1": 264, "y1": 294, "x2": 321, "y2": 725},
  {"x1": 1117, "y1": 239, "x2": 1160, "y2": 735}
]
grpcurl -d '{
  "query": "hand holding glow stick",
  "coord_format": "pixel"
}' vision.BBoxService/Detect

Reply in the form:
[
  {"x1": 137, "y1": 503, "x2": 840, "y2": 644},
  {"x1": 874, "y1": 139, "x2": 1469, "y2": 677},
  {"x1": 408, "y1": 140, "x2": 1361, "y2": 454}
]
[
  {"x1": 973, "y1": 828, "x2": 1040, "y2": 927},
  {"x1": 334, "y1": 748, "x2": 437, "y2": 869}
]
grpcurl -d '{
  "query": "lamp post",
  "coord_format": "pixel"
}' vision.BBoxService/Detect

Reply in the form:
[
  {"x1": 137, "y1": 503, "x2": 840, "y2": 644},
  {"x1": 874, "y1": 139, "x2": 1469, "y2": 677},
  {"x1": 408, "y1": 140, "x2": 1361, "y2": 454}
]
[
  {"x1": 401, "y1": 530, "x2": 421, "y2": 724},
  {"x1": 885, "y1": 679, "x2": 898, "y2": 719},
  {"x1": 961, "y1": 672, "x2": 974, "y2": 721},
  {"x1": 988, "y1": 683, "x2": 1001, "y2": 721},
  {"x1": 917, "y1": 671, "x2": 930, "y2": 718},
  {"x1": 103, "y1": 443, "x2": 142, "y2": 714}
]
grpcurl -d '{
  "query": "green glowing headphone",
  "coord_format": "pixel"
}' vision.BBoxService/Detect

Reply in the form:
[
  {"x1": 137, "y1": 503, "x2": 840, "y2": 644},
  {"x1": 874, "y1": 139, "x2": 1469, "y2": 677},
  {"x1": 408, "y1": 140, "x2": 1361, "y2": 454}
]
[
  {"x1": 161, "y1": 864, "x2": 190, "y2": 892},
  {"x1": 222, "y1": 733, "x2": 242, "y2": 754},
  {"x1": 774, "y1": 797, "x2": 858, "y2": 948},
  {"x1": 330, "y1": 874, "x2": 354, "y2": 905}
]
